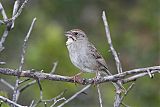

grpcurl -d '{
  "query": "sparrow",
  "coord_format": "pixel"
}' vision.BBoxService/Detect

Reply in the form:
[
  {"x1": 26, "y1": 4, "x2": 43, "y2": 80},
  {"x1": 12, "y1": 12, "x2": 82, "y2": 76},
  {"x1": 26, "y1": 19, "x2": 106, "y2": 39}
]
[
  {"x1": 65, "y1": 29, "x2": 125, "y2": 91},
  {"x1": 65, "y1": 29, "x2": 112, "y2": 77}
]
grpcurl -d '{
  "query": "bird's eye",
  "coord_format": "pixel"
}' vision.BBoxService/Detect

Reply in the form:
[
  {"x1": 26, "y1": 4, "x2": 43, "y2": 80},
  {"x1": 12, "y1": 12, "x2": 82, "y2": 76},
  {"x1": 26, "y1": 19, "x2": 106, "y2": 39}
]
[{"x1": 74, "y1": 32, "x2": 78, "y2": 35}]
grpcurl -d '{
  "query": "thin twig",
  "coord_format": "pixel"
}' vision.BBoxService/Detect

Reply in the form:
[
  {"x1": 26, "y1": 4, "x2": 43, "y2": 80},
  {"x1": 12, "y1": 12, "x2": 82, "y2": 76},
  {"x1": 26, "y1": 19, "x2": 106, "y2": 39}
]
[
  {"x1": 32, "y1": 90, "x2": 66, "y2": 107},
  {"x1": 11, "y1": 0, "x2": 21, "y2": 29},
  {"x1": 121, "y1": 83, "x2": 135, "y2": 101},
  {"x1": 12, "y1": 0, "x2": 20, "y2": 17},
  {"x1": 121, "y1": 102, "x2": 130, "y2": 107},
  {"x1": 18, "y1": 78, "x2": 30, "y2": 84},
  {"x1": 37, "y1": 79, "x2": 43, "y2": 100},
  {"x1": 122, "y1": 71, "x2": 156, "y2": 83},
  {"x1": 57, "y1": 84, "x2": 91, "y2": 107},
  {"x1": 32, "y1": 100, "x2": 41, "y2": 107},
  {"x1": 0, "y1": 0, "x2": 29, "y2": 52},
  {"x1": 102, "y1": 11, "x2": 124, "y2": 107},
  {"x1": 0, "y1": 78, "x2": 14, "y2": 90},
  {"x1": 50, "y1": 97, "x2": 66, "y2": 107},
  {"x1": 97, "y1": 84, "x2": 103, "y2": 107},
  {"x1": 0, "y1": 96, "x2": 27, "y2": 107},
  {"x1": 0, "y1": 28, "x2": 9, "y2": 52},
  {"x1": 102, "y1": 11, "x2": 122, "y2": 74},
  {"x1": 19, "y1": 17, "x2": 37, "y2": 73},
  {"x1": 12, "y1": 18, "x2": 37, "y2": 104},
  {"x1": 50, "y1": 61, "x2": 58, "y2": 74},
  {"x1": 29, "y1": 100, "x2": 34, "y2": 107},
  {"x1": 19, "y1": 80, "x2": 36, "y2": 92},
  {"x1": 0, "y1": 3, "x2": 8, "y2": 20},
  {"x1": 43, "y1": 90, "x2": 66, "y2": 107},
  {"x1": 12, "y1": 0, "x2": 29, "y2": 21},
  {"x1": 147, "y1": 69, "x2": 153, "y2": 78}
]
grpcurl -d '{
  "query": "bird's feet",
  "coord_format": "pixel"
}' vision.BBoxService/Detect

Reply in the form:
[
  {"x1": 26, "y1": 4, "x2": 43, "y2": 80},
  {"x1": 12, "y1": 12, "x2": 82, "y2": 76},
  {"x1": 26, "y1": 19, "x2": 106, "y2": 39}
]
[
  {"x1": 92, "y1": 71, "x2": 101, "y2": 86},
  {"x1": 71, "y1": 72, "x2": 83, "y2": 85},
  {"x1": 93, "y1": 75, "x2": 101, "y2": 86}
]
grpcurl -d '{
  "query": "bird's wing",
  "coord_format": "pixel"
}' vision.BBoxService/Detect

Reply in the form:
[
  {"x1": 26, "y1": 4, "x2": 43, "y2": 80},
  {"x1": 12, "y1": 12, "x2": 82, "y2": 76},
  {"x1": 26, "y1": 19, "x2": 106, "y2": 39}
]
[{"x1": 87, "y1": 42, "x2": 108, "y2": 70}]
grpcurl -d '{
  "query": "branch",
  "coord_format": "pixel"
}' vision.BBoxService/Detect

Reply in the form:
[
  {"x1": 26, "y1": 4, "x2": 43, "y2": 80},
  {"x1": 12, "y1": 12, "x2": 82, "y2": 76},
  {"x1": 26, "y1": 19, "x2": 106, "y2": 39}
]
[
  {"x1": 31, "y1": 88, "x2": 66, "y2": 107},
  {"x1": 0, "y1": 66, "x2": 159, "y2": 85},
  {"x1": 57, "y1": 84, "x2": 91, "y2": 107},
  {"x1": 12, "y1": 18, "x2": 37, "y2": 104},
  {"x1": 11, "y1": 0, "x2": 21, "y2": 29},
  {"x1": 102, "y1": 11, "x2": 122, "y2": 74},
  {"x1": 0, "y1": 0, "x2": 29, "y2": 51},
  {"x1": 97, "y1": 84, "x2": 103, "y2": 107},
  {"x1": 0, "y1": 27, "x2": 9, "y2": 52},
  {"x1": 50, "y1": 61, "x2": 58, "y2": 74},
  {"x1": 0, "y1": 96, "x2": 27, "y2": 107},
  {"x1": 0, "y1": 3, "x2": 8, "y2": 20},
  {"x1": 102, "y1": 10, "x2": 124, "y2": 107},
  {"x1": 0, "y1": 3, "x2": 9, "y2": 49},
  {"x1": 0, "y1": 78, "x2": 14, "y2": 90},
  {"x1": 121, "y1": 83, "x2": 135, "y2": 102},
  {"x1": 12, "y1": 0, "x2": 29, "y2": 21}
]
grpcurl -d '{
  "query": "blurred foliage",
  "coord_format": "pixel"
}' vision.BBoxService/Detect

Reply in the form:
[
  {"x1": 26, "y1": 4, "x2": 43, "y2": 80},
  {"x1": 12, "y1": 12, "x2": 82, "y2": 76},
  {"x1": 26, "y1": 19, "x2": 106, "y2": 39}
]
[{"x1": 0, "y1": 0, "x2": 159, "y2": 107}]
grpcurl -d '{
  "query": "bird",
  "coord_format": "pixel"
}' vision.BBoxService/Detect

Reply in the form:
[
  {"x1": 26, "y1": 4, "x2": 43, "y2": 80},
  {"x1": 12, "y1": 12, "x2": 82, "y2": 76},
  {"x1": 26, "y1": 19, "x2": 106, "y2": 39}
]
[
  {"x1": 65, "y1": 29, "x2": 125, "y2": 92},
  {"x1": 65, "y1": 29, "x2": 112, "y2": 80}
]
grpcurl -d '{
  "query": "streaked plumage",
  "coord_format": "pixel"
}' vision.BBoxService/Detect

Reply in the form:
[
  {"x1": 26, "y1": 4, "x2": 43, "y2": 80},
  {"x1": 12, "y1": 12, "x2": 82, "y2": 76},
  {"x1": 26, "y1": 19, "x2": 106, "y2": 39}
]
[{"x1": 65, "y1": 29, "x2": 111, "y2": 75}]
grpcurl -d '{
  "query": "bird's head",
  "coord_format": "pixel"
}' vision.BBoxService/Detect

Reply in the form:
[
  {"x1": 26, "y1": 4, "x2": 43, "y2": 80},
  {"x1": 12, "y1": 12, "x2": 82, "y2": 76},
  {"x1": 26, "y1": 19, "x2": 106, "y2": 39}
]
[{"x1": 65, "y1": 29, "x2": 88, "y2": 45}]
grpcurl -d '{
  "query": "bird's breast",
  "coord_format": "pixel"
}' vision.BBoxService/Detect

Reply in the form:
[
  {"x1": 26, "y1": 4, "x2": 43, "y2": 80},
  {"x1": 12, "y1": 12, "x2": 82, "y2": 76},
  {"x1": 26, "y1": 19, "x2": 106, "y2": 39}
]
[{"x1": 67, "y1": 41, "x2": 97, "y2": 73}]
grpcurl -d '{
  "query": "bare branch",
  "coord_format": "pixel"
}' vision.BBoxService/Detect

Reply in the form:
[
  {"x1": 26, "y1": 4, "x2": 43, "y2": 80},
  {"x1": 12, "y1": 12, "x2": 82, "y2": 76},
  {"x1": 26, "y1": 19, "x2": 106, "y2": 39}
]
[
  {"x1": 18, "y1": 78, "x2": 30, "y2": 84},
  {"x1": 19, "y1": 80, "x2": 36, "y2": 92},
  {"x1": 0, "y1": 28, "x2": 9, "y2": 52},
  {"x1": 50, "y1": 97, "x2": 66, "y2": 107},
  {"x1": 37, "y1": 79, "x2": 43, "y2": 100},
  {"x1": 122, "y1": 71, "x2": 157, "y2": 83},
  {"x1": 102, "y1": 11, "x2": 125, "y2": 107},
  {"x1": 0, "y1": 3, "x2": 8, "y2": 20},
  {"x1": 0, "y1": 66, "x2": 159, "y2": 85},
  {"x1": 0, "y1": 96, "x2": 27, "y2": 107},
  {"x1": 102, "y1": 11, "x2": 122, "y2": 74},
  {"x1": 0, "y1": 78, "x2": 14, "y2": 90},
  {"x1": 19, "y1": 17, "x2": 37, "y2": 73},
  {"x1": 97, "y1": 84, "x2": 103, "y2": 107},
  {"x1": 121, "y1": 83, "x2": 135, "y2": 102},
  {"x1": 121, "y1": 102, "x2": 130, "y2": 107},
  {"x1": 50, "y1": 61, "x2": 58, "y2": 74},
  {"x1": 57, "y1": 84, "x2": 91, "y2": 107},
  {"x1": 44, "y1": 90, "x2": 66, "y2": 107},
  {"x1": 147, "y1": 69, "x2": 153, "y2": 78},
  {"x1": 12, "y1": 0, "x2": 29, "y2": 21},
  {"x1": 11, "y1": 0, "x2": 21, "y2": 29},
  {"x1": 32, "y1": 89, "x2": 66, "y2": 107},
  {"x1": 29, "y1": 100, "x2": 34, "y2": 107},
  {"x1": 0, "y1": 0, "x2": 29, "y2": 52},
  {"x1": 12, "y1": 0, "x2": 20, "y2": 17},
  {"x1": 12, "y1": 18, "x2": 37, "y2": 104}
]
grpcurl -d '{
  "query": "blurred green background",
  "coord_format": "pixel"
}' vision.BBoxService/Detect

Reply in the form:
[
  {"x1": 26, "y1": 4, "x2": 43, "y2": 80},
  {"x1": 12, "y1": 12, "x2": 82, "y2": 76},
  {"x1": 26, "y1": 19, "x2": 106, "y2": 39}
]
[{"x1": 0, "y1": 0, "x2": 159, "y2": 107}]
